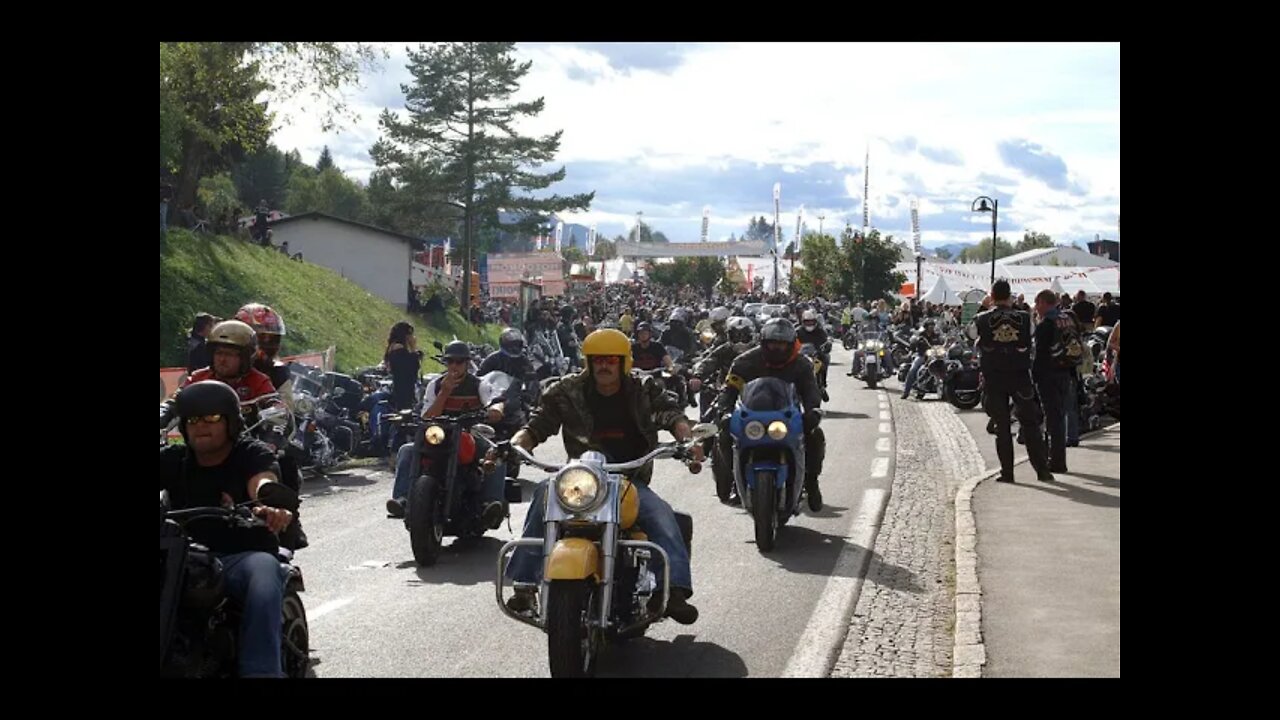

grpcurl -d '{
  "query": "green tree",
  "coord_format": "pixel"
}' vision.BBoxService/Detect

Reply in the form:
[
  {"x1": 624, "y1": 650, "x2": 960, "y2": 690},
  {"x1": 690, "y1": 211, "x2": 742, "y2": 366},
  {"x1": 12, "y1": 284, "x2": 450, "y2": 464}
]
[
  {"x1": 161, "y1": 42, "x2": 382, "y2": 216},
  {"x1": 958, "y1": 236, "x2": 1016, "y2": 263},
  {"x1": 284, "y1": 167, "x2": 372, "y2": 221},
  {"x1": 592, "y1": 238, "x2": 617, "y2": 261},
  {"x1": 231, "y1": 144, "x2": 289, "y2": 210},
  {"x1": 744, "y1": 216, "x2": 779, "y2": 249},
  {"x1": 371, "y1": 42, "x2": 594, "y2": 313},
  {"x1": 196, "y1": 173, "x2": 242, "y2": 228},
  {"x1": 839, "y1": 229, "x2": 907, "y2": 301},
  {"x1": 316, "y1": 145, "x2": 335, "y2": 171},
  {"x1": 1015, "y1": 231, "x2": 1054, "y2": 253},
  {"x1": 689, "y1": 257, "x2": 727, "y2": 298}
]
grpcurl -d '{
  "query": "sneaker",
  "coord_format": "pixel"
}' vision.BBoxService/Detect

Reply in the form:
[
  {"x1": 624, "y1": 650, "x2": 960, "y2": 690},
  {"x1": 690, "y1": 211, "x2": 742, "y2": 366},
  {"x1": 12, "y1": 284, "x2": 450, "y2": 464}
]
[
  {"x1": 1037, "y1": 471, "x2": 1056, "y2": 483},
  {"x1": 805, "y1": 482, "x2": 823, "y2": 512},
  {"x1": 506, "y1": 586, "x2": 537, "y2": 614},
  {"x1": 385, "y1": 497, "x2": 406, "y2": 518},
  {"x1": 662, "y1": 587, "x2": 699, "y2": 625},
  {"x1": 1050, "y1": 463, "x2": 1068, "y2": 474},
  {"x1": 481, "y1": 501, "x2": 505, "y2": 529},
  {"x1": 996, "y1": 473, "x2": 1015, "y2": 483},
  {"x1": 726, "y1": 491, "x2": 742, "y2": 507},
  {"x1": 900, "y1": 393, "x2": 910, "y2": 400}
]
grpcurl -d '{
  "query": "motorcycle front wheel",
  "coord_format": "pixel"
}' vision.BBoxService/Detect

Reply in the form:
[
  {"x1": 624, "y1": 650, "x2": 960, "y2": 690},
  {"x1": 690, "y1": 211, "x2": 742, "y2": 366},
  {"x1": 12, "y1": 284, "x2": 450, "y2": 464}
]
[
  {"x1": 546, "y1": 580, "x2": 601, "y2": 678},
  {"x1": 409, "y1": 474, "x2": 445, "y2": 566},
  {"x1": 753, "y1": 470, "x2": 778, "y2": 552}
]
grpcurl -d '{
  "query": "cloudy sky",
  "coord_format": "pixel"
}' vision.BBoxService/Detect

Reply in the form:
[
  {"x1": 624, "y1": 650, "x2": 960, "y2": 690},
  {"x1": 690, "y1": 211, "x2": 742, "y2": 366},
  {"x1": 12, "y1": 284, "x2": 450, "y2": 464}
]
[{"x1": 270, "y1": 42, "x2": 1119, "y2": 248}]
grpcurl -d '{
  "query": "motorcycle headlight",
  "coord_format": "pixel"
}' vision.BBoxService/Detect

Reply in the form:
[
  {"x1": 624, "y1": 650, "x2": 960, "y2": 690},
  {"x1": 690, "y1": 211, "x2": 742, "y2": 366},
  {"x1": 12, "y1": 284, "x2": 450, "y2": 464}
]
[
  {"x1": 425, "y1": 425, "x2": 446, "y2": 445},
  {"x1": 767, "y1": 421, "x2": 788, "y2": 440},
  {"x1": 744, "y1": 420, "x2": 766, "y2": 440},
  {"x1": 555, "y1": 467, "x2": 603, "y2": 512},
  {"x1": 700, "y1": 328, "x2": 717, "y2": 346}
]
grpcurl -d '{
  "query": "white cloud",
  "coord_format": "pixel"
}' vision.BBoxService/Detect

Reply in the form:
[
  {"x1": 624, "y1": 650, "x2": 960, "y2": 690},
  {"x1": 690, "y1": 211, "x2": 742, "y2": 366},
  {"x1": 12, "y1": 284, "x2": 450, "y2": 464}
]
[{"x1": 259, "y1": 42, "x2": 1118, "y2": 244}]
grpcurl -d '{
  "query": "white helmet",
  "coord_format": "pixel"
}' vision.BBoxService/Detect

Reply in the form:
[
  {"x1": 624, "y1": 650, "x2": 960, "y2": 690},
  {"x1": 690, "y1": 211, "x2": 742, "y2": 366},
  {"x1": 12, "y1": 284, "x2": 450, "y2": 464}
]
[
  {"x1": 709, "y1": 306, "x2": 731, "y2": 324},
  {"x1": 801, "y1": 309, "x2": 819, "y2": 326}
]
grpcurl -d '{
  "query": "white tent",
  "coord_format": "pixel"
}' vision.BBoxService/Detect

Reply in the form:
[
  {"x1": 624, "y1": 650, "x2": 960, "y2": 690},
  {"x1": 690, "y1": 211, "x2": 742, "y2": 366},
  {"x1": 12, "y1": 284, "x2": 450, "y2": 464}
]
[
  {"x1": 921, "y1": 276, "x2": 964, "y2": 306},
  {"x1": 602, "y1": 258, "x2": 635, "y2": 284},
  {"x1": 1050, "y1": 277, "x2": 1068, "y2": 296},
  {"x1": 893, "y1": 259, "x2": 1120, "y2": 299}
]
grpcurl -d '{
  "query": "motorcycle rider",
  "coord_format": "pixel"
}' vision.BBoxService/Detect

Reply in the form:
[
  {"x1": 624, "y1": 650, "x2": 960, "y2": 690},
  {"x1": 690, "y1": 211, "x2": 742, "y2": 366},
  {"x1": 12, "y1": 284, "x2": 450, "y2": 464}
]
[
  {"x1": 504, "y1": 329, "x2": 704, "y2": 624},
  {"x1": 386, "y1": 341, "x2": 507, "y2": 523},
  {"x1": 900, "y1": 318, "x2": 942, "y2": 400},
  {"x1": 479, "y1": 327, "x2": 535, "y2": 436},
  {"x1": 710, "y1": 318, "x2": 827, "y2": 511},
  {"x1": 632, "y1": 321, "x2": 674, "y2": 372},
  {"x1": 975, "y1": 281, "x2": 1054, "y2": 483},
  {"x1": 158, "y1": 380, "x2": 297, "y2": 677},
  {"x1": 234, "y1": 303, "x2": 293, "y2": 404},
  {"x1": 557, "y1": 305, "x2": 581, "y2": 371},
  {"x1": 162, "y1": 320, "x2": 282, "y2": 425},
  {"x1": 660, "y1": 308, "x2": 698, "y2": 358},
  {"x1": 796, "y1": 309, "x2": 831, "y2": 392}
]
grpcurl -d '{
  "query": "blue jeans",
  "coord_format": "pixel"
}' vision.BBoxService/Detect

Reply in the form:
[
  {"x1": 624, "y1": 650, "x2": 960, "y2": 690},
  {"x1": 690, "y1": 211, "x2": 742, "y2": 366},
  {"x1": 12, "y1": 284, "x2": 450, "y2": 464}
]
[
  {"x1": 217, "y1": 551, "x2": 287, "y2": 678},
  {"x1": 506, "y1": 480, "x2": 693, "y2": 592},
  {"x1": 902, "y1": 355, "x2": 926, "y2": 396},
  {"x1": 1065, "y1": 373, "x2": 1080, "y2": 443},
  {"x1": 390, "y1": 440, "x2": 505, "y2": 506}
]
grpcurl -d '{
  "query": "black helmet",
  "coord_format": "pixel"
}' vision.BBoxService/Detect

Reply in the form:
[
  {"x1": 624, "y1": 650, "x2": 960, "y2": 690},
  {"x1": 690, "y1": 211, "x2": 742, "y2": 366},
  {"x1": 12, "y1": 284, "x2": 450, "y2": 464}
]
[
  {"x1": 174, "y1": 380, "x2": 243, "y2": 442},
  {"x1": 760, "y1": 318, "x2": 797, "y2": 366},
  {"x1": 499, "y1": 328, "x2": 525, "y2": 357},
  {"x1": 760, "y1": 317, "x2": 797, "y2": 344},
  {"x1": 636, "y1": 321, "x2": 653, "y2": 335},
  {"x1": 442, "y1": 340, "x2": 472, "y2": 361}
]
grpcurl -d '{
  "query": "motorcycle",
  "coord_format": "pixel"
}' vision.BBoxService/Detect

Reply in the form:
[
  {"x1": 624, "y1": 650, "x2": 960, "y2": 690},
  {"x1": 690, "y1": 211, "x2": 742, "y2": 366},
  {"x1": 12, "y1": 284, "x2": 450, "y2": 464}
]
[
  {"x1": 727, "y1": 377, "x2": 817, "y2": 552},
  {"x1": 851, "y1": 330, "x2": 888, "y2": 389},
  {"x1": 800, "y1": 342, "x2": 830, "y2": 402},
  {"x1": 159, "y1": 485, "x2": 308, "y2": 678},
  {"x1": 395, "y1": 408, "x2": 512, "y2": 566},
  {"x1": 942, "y1": 340, "x2": 983, "y2": 410},
  {"x1": 904, "y1": 342, "x2": 948, "y2": 399},
  {"x1": 495, "y1": 427, "x2": 713, "y2": 678}
]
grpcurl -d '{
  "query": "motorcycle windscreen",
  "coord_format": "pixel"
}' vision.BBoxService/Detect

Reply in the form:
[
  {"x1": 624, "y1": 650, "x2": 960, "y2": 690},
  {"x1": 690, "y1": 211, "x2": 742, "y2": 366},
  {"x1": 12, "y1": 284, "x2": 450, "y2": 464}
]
[
  {"x1": 740, "y1": 376, "x2": 797, "y2": 412},
  {"x1": 665, "y1": 346, "x2": 684, "y2": 363}
]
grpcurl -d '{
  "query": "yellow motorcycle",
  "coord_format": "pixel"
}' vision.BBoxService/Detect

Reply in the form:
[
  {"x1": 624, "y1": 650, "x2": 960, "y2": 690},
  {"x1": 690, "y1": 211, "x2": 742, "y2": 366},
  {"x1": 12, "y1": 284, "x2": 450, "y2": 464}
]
[{"x1": 495, "y1": 425, "x2": 716, "y2": 677}]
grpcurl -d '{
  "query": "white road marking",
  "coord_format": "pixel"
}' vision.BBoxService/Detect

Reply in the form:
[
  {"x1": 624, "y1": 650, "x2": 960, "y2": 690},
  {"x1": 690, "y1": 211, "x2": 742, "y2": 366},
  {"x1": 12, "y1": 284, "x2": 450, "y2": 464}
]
[
  {"x1": 875, "y1": 437, "x2": 891, "y2": 453},
  {"x1": 783, "y1": 488, "x2": 890, "y2": 677},
  {"x1": 878, "y1": 423, "x2": 891, "y2": 434},
  {"x1": 879, "y1": 402, "x2": 889, "y2": 410},
  {"x1": 879, "y1": 410, "x2": 891, "y2": 420},
  {"x1": 871, "y1": 457, "x2": 890, "y2": 478},
  {"x1": 309, "y1": 597, "x2": 355, "y2": 621}
]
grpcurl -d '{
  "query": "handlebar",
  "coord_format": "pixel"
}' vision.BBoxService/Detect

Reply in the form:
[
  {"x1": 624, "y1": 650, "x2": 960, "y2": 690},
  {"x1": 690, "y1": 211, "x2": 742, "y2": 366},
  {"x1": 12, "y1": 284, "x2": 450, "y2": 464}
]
[{"x1": 507, "y1": 440, "x2": 695, "y2": 474}]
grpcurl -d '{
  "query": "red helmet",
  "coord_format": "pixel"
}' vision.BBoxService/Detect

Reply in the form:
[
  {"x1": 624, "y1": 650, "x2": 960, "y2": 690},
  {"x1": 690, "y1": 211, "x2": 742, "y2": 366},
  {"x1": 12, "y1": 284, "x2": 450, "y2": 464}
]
[{"x1": 234, "y1": 303, "x2": 287, "y2": 336}]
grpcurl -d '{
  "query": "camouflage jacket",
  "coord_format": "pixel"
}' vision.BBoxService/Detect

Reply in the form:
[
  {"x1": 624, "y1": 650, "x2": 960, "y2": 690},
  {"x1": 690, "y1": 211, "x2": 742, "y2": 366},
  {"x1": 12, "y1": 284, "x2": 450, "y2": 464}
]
[{"x1": 522, "y1": 370, "x2": 688, "y2": 485}]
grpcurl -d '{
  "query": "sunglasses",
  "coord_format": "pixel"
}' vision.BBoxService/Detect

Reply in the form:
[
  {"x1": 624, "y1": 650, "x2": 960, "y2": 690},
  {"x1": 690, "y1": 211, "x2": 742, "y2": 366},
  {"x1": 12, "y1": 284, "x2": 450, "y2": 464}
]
[
  {"x1": 591, "y1": 356, "x2": 621, "y2": 366},
  {"x1": 445, "y1": 358, "x2": 469, "y2": 366},
  {"x1": 185, "y1": 414, "x2": 224, "y2": 425}
]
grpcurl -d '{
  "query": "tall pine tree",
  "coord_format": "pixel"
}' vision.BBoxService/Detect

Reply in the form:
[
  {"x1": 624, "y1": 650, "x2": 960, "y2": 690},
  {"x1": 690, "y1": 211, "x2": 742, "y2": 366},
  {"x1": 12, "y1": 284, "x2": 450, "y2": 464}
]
[
  {"x1": 371, "y1": 42, "x2": 594, "y2": 314},
  {"x1": 316, "y1": 145, "x2": 335, "y2": 171}
]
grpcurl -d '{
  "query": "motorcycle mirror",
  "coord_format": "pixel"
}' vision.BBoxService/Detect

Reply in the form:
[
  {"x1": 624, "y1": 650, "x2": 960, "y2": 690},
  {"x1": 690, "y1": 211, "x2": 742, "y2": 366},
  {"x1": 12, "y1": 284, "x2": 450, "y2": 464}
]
[
  {"x1": 472, "y1": 424, "x2": 496, "y2": 441},
  {"x1": 691, "y1": 423, "x2": 718, "y2": 441},
  {"x1": 433, "y1": 340, "x2": 444, "y2": 351},
  {"x1": 257, "y1": 481, "x2": 300, "y2": 512}
]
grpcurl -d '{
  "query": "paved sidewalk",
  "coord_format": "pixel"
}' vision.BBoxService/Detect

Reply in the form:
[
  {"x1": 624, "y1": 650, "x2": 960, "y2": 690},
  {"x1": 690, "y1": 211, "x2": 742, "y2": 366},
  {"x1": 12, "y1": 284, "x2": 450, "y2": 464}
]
[{"x1": 971, "y1": 424, "x2": 1120, "y2": 677}]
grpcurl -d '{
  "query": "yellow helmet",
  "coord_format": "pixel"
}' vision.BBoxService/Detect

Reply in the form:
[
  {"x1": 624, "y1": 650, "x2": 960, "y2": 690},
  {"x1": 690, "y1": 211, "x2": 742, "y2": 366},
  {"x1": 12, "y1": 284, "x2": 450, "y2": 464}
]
[{"x1": 581, "y1": 328, "x2": 632, "y2": 374}]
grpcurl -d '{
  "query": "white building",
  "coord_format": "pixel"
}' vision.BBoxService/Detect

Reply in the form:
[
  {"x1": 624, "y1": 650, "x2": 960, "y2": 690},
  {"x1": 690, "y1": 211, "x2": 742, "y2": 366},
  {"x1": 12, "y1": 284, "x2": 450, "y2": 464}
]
[{"x1": 268, "y1": 212, "x2": 416, "y2": 307}]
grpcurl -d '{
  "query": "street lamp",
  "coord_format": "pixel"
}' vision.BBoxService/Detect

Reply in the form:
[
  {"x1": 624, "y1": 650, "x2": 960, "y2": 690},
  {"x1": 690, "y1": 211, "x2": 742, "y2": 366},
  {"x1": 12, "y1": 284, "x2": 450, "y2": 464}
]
[{"x1": 971, "y1": 196, "x2": 999, "y2": 285}]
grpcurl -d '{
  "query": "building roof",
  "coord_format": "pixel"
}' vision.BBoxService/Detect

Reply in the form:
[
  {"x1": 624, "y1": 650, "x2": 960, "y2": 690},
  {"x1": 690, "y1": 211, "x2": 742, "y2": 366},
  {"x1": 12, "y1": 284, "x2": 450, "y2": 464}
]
[{"x1": 269, "y1": 211, "x2": 420, "y2": 245}]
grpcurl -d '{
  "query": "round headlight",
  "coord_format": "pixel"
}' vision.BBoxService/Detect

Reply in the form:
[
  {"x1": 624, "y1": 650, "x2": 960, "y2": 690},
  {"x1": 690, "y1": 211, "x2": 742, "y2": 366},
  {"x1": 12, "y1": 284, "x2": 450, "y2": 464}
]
[
  {"x1": 555, "y1": 467, "x2": 602, "y2": 511},
  {"x1": 701, "y1": 328, "x2": 717, "y2": 345},
  {"x1": 425, "y1": 425, "x2": 446, "y2": 445},
  {"x1": 767, "y1": 420, "x2": 788, "y2": 440},
  {"x1": 744, "y1": 420, "x2": 766, "y2": 440}
]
